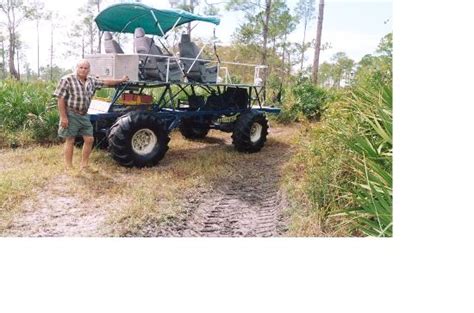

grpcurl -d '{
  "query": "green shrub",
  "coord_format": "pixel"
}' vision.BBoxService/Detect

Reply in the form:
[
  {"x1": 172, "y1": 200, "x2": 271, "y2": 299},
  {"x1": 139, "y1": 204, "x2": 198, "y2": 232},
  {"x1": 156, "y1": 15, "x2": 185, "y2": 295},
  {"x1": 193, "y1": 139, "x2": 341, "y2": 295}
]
[
  {"x1": 277, "y1": 79, "x2": 340, "y2": 123},
  {"x1": 0, "y1": 79, "x2": 58, "y2": 145},
  {"x1": 292, "y1": 80, "x2": 331, "y2": 120},
  {"x1": 24, "y1": 101, "x2": 60, "y2": 143},
  {"x1": 283, "y1": 98, "x2": 358, "y2": 235}
]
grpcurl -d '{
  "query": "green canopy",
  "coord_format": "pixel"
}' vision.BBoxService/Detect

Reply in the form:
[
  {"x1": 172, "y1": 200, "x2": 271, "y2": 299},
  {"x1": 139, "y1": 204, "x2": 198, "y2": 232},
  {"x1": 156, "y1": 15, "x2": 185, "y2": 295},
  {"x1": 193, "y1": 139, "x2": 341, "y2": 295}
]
[{"x1": 94, "y1": 3, "x2": 220, "y2": 36}]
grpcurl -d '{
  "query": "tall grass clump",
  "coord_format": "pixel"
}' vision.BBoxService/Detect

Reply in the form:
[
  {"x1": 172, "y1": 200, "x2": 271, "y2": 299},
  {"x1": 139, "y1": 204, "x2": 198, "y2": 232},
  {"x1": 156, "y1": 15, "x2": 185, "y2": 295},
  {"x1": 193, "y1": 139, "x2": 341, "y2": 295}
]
[
  {"x1": 284, "y1": 32, "x2": 393, "y2": 236},
  {"x1": 0, "y1": 79, "x2": 58, "y2": 146},
  {"x1": 283, "y1": 98, "x2": 356, "y2": 236},
  {"x1": 284, "y1": 79, "x2": 392, "y2": 237},
  {"x1": 336, "y1": 82, "x2": 392, "y2": 236}
]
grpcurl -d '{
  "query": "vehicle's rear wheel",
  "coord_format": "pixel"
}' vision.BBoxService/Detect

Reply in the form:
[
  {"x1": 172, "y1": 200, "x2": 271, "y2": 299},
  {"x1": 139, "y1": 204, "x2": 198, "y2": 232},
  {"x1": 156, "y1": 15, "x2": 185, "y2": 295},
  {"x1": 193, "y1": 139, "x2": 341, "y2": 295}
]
[
  {"x1": 107, "y1": 111, "x2": 170, "y2": 167},
  {"x1": 231, "y1": 111, "x2": 268, "y2": 152},
  {"x1": 179, "y1": 118, "x2": 210, "y2": 139}
]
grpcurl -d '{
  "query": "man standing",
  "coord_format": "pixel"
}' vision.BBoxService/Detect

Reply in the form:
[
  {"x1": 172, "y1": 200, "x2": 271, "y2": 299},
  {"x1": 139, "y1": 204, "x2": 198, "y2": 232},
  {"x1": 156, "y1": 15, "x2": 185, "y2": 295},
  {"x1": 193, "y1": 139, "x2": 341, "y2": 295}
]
[{"x1": 53, "y1": 59, "x2": 129, "y2": 173}]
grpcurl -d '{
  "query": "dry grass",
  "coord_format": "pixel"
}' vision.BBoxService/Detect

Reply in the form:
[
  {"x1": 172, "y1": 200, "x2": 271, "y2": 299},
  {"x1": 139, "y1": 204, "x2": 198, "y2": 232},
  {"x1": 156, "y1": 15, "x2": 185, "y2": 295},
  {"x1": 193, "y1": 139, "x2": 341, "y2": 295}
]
[
  {"x1": 280, "y1": 120, "x2": 356, "y2": 237},
  {"x1": 105, "y1": 130, "x2": 235, "y2": 236},
  {"x1": 1, "y1": 122, "x2": 299, "y2": 236},
  {"x1": 110, "y1": 124, "x2": 298, "y2": 236},
  {"x1": 0, "y1": 145, "x2": 64, "y2": 231},
  {"x1": 0, "y1": 121, "x2": 359, "y2": 237}
]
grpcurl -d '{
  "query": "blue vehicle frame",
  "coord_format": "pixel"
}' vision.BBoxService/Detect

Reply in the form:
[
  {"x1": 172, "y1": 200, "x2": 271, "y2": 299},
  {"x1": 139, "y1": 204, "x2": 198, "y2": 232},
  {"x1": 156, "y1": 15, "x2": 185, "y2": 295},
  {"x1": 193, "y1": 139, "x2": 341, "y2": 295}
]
[{"x1": 86, "y1": 3, "x2": 281, "y2": 167}]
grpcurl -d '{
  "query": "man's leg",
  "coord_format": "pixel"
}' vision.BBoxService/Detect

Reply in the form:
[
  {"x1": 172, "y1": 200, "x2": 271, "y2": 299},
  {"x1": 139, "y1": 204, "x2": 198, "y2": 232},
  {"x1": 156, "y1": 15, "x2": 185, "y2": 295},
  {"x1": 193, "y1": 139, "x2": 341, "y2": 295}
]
[
  {"x1": 64, "y1": 137, "x2": 75, "y2": 170},
  {"x1": 80, "y1": 136, "x2": 94, "y2": 169}
]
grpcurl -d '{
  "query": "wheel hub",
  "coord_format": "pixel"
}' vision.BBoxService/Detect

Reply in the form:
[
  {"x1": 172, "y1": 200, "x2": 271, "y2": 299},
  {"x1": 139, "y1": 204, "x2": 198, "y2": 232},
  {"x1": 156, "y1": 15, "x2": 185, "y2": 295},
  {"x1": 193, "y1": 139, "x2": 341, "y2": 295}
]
[
  {"x1": 250, "y1": 122, "x2": 263, "y2": 143},
  {"x1": 131, "y1": 128, "x2": 157, "y2": 155}
]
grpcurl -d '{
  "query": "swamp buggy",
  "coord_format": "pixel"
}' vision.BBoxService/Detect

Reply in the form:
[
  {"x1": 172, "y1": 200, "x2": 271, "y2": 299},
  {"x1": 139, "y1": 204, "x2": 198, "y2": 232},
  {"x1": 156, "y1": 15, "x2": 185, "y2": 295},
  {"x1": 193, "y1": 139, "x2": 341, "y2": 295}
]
[{"x1": 85, "y1": 3, "x2": 280, "y2": 168}]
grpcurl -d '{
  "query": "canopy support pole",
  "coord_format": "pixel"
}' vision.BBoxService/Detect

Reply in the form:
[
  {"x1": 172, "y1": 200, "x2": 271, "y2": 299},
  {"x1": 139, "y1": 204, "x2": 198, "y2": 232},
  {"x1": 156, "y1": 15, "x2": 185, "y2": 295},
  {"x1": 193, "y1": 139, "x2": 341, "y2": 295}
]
[
  {"x1": 167, "y1": 17, "x2": 182, "y2": 39},
  {"x1": 118, "y1": 13, "x2": 149, "y2": 34},
  {"x1": 149, "y1": 10, "x2": 185, "y2": 76},
  {"x1": 187, "y1": 44, "x2": 207, "y2": 75},
  {"x1": 150, "y1": 10, "x2": 166, "y2": 36}
]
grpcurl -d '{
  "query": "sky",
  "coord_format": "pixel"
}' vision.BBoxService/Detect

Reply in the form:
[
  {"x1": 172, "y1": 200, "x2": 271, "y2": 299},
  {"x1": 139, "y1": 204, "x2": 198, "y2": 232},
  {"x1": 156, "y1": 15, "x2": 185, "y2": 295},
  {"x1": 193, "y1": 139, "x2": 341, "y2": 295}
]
[{"x1": 15, "y1": 0, "x2": 392, "y2": 74}]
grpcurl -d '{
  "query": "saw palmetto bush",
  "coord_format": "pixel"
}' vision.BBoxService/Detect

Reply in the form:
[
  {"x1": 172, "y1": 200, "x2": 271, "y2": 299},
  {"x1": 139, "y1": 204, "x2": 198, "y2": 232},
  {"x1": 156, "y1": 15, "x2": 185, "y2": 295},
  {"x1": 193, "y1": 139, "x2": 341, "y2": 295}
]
[
  {"x1": 0, "y1": 80, "x2": 58, "y2": 146},
  {"x1": 285, "y1": 78, "x2": 392, "y2": 237},
  {"x1": 337, "y1": 82, "x2": 392, "y2": 236}
]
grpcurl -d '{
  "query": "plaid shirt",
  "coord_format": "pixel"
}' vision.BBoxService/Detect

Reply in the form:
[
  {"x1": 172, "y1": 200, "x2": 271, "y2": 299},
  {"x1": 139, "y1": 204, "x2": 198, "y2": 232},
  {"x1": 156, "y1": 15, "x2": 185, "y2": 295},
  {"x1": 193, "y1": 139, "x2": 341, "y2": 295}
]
[{"x1": 53, "y1": 74, "x2": 104, "y2": 115}]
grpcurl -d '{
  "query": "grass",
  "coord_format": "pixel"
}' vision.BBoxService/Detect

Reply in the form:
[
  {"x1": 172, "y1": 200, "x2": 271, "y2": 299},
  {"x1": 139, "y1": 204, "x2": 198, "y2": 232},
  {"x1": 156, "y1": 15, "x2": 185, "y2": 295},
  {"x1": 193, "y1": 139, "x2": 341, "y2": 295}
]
[
  {"x1": 0, "y1": 123, "x2": 297, "y2": 236},
  {"x1": 282, "y1": 116, "x2": 357, "y2": 236},
  {"x1": 282, "y1": 81, "x2": 392, "y2": 237},
  {"x1": 106, "y1": 131, "x2": 235, "y2": 236},
  {"x1": 340, "y1": 82, "x2": 392, "y2": 236},
  {"x1": 109, "y1": 124, "x2": 297, "y2": 236},
  {"x1": 0, "y1": 76, "x2": 392, "y2": 237},
  {"x1": 0, "y1": 79, "x2": 59, "y2": 147},
  {"x1": 0, "y1": 146, "x2": 64, "y2": 231}
]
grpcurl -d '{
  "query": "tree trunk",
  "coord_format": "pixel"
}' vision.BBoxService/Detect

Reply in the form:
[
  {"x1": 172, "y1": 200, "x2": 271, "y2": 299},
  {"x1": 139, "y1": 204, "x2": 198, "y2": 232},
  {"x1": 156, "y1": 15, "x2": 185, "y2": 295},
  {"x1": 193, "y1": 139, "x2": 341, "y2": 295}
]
[
  {"x1": 90, "y1": 24, "x2": 94, "y2": 54},
  {"x1": 98, "y1": 31, "x2": 102, "y2": 53},
  {"x1": 8, "y1": 31, "x2": 19, "y2": 80},
  {"x1": 261, "y1": 0, "x2": 272, "y2": 83},
  {"x1": 312, "y1": 0, "x2": 324, "y2": 85},
  {"x1": 97, "y1": 1, "x2": 101, "y2": 53},
  {"x1": 186, "y1": 0, "x2": 195, "y2": 38},
  {"x1": 300, "y1": 19, "x2": 307, "y2": 72},
  {"x1": 16, "y1": 47, "x2": 20, "y2": 79},
  {"x1": 7, "y1": 1, "x2": 20, "y2": 80},
  {"x1": 287, "y1": 49, "x2": 291, "y2": 76},
  {"x1": 37, "y1": 19, "x2": 40, "y2": 78},
  {"x1": 82, "y1": 35, "x2": 85, "y2": 59},
  {"x1": 1, "y1": 36, "x2": 5, "y2": 78},
  {"x1": 281, "y1": 34, "x2": 286, "y2": 71},
  {"x1": 50, "y1": 23, "x2": 53, "y2": 81},
  {"x1": 187, "y1": 0, "x2": 192, "y2": 37}
]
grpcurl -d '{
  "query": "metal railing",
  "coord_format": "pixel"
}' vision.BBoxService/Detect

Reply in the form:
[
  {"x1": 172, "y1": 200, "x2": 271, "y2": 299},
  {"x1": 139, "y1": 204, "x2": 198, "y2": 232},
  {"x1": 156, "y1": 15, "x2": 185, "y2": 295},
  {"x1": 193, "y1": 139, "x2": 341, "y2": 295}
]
[{"x1": 133, "y1": 53, "x2": 267, "y2": 85}]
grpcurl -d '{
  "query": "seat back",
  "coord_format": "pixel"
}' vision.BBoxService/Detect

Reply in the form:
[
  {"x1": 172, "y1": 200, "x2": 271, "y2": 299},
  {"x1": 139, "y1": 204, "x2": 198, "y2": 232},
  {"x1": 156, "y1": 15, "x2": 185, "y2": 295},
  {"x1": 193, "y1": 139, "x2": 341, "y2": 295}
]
[
  {"x1": 134, "y1": 28, "x2": 161, "y2": 60},
  {"x1": 134, "y1": 27, "x2": 182, "y2": 82},
  {"x1": 179, "y1": 33, "x2": 204, "y2": 73},
  {"x1": 103, "y1": 32, "x2": 124, "y2": 54},
  {"x1": 179, "y1": 33, "x2": 217, "y2": 83}
]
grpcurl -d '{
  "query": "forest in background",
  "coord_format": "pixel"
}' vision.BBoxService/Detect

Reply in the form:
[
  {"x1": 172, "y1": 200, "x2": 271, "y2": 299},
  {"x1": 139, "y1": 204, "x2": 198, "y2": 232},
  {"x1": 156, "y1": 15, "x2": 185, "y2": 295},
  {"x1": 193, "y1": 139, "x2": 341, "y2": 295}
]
[{"x1": 0, "y1": 0, "x2": 392, "y2": 236}]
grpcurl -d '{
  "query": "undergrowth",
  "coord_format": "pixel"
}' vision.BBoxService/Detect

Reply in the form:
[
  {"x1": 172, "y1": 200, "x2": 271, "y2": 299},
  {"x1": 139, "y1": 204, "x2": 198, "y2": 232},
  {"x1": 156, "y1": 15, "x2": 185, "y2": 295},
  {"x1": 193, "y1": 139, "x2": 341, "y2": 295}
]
[
  {"x1": 0, "y1": 79, "x2": 59, "y2": 147},
  {"x1": 284, "y1": 80, "x2": 392, "y2": 237}
]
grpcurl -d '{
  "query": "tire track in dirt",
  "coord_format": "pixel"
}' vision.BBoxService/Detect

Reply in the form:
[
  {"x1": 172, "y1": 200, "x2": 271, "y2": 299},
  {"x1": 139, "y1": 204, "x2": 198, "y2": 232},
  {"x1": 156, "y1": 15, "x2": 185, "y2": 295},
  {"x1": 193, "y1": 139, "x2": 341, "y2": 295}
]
[
  {"x1": 154, "y1": 128, "x2": 293, "y2": 237},
  {"x1": 2, "y1": 125, "x2": 297, "y2": 237}
]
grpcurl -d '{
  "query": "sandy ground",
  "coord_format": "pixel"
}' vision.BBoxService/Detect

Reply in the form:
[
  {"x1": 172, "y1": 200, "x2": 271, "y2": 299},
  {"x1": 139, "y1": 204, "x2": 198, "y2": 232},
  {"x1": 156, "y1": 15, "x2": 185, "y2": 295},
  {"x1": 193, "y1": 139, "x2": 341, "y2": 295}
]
[
  {"x1": 2, "y1": 174, "x2": 126, "y2": 237},
  {"x1": 1, "y1": 125, "x2": 297, "y2": 237}
]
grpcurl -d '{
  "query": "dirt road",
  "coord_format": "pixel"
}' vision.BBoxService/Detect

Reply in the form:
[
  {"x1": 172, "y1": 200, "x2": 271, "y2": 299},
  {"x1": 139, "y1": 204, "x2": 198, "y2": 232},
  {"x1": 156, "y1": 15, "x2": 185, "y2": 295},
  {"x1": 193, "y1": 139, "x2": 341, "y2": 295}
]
[
  {"x1": 1, "y1": 125, "x2": 297, "y2": 237},
  {"x1": 151, "y1": 132, "x2": 291, "y2": 237}
]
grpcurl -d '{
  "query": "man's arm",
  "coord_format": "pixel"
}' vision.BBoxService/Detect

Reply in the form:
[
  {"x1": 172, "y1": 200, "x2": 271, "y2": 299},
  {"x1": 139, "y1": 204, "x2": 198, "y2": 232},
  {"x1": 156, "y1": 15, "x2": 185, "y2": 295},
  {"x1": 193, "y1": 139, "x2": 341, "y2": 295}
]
[
  {"x1": 58, "y1": 97, "x2": 68, "y2": 128},
  {"x1": 102, "y1": 75, "x2": 129, "y2": 87}
]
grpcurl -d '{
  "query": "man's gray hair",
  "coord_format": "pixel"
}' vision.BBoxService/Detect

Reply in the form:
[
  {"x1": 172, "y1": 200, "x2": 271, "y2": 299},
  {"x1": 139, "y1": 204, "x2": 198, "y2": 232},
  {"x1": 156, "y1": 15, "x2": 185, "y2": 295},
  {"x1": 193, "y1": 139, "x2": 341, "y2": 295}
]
[{"x1": 76, "y1": 59, "x2": 90, "y2": 68}]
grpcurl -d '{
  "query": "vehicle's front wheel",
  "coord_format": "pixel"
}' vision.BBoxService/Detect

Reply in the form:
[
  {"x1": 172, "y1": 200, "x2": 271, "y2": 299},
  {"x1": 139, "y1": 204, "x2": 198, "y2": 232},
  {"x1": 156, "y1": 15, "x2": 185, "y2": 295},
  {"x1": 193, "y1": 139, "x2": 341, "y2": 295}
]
[
  {"x1": 231, "y1": 111, "x2": 268, "y2": 152},
  {"x1": 107, "y1": 111, "x2": 170, "y2": 167}
]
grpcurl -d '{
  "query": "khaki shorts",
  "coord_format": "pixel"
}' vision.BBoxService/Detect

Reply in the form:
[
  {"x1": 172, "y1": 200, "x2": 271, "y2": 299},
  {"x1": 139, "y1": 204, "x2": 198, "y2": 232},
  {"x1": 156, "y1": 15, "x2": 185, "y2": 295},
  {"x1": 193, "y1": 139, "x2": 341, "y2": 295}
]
[{"x1": 58, "y1": 111, "x2": 93, "y2": 138}]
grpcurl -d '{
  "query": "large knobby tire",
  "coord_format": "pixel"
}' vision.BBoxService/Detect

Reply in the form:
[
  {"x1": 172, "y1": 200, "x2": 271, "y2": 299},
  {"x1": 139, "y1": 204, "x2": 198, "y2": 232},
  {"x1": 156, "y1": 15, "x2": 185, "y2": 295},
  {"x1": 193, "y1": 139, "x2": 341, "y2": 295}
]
[
  {"x1": 179, "y1": 118, "x2": 210, "y2": 139},
  {"x1": 231, "y1": 111, "x2": 269, "y2": 153},
  {"x1": 107, "y1": 111, "x2": 170, "y2": 168}
]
